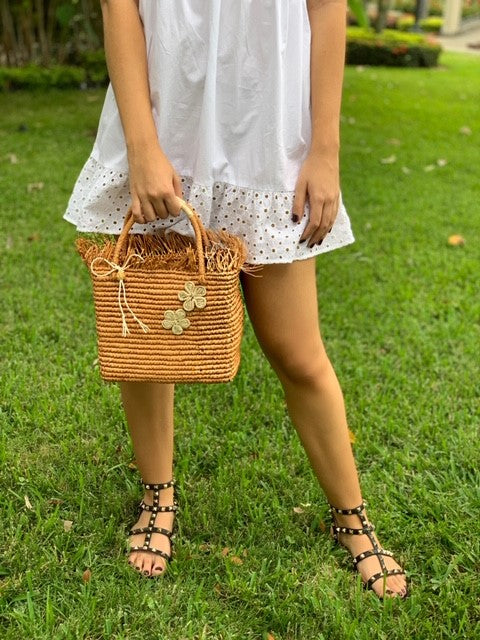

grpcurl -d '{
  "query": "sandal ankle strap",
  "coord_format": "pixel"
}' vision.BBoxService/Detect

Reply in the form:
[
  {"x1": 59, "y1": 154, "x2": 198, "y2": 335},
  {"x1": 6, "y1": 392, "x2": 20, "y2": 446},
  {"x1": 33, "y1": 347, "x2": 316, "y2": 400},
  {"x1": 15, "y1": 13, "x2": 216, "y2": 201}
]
[
  {"x1": 141, "y1": 478, "x2": 175, "y2": 490},
  {"x1": 328, "y1": 499, "x2": 367, "y2": 515}
]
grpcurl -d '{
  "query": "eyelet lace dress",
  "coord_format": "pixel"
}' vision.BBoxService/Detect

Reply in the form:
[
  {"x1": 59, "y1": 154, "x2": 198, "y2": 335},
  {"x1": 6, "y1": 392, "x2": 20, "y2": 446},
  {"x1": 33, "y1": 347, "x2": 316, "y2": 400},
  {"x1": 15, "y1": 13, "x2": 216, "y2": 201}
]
[{"x1": 63, "y1": 0, "x2": 355, "y2": 264}]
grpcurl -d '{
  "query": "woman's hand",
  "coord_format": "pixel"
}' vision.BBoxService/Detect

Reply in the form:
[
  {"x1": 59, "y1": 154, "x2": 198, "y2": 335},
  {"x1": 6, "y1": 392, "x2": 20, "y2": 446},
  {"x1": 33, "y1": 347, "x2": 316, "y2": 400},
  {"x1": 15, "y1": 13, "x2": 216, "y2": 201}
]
[
  {"x1": 127, "y1": 142, "x2": 184, "y2": 224},
  {"x1": 292, "y1": 149, "x2": 340, "y2": 248}
]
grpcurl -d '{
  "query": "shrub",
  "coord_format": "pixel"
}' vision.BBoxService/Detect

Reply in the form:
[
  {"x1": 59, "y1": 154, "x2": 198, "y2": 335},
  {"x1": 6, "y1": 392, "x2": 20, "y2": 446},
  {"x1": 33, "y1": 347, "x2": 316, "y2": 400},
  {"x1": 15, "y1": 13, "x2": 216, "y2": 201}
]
[
  {"x1": 393, "y1": 0, "x2": 444, "y2": 15},
  {"x1": 79, "y1": 50, "x2": 109, "y2": 86},
  {"x1": 0, "y1": 49, "x2": 108, "y2": 91},
  {"x1": 397, "y1": 15, "x2": 444, "y2": 32},
  {"x1": 346, "y1": 27, "x2": 442, "y2": 67},
  {"x1": 0, "y1": 65, "x2": 86, "y2": 90}
]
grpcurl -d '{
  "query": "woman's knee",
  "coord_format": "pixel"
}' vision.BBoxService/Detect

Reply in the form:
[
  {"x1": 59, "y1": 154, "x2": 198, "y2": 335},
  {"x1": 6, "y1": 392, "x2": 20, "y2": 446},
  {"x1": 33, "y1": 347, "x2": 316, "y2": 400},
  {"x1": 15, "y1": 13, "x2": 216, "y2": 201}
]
[{"x1": 262, "y1": 340, "x2": 332, "y2": 387}]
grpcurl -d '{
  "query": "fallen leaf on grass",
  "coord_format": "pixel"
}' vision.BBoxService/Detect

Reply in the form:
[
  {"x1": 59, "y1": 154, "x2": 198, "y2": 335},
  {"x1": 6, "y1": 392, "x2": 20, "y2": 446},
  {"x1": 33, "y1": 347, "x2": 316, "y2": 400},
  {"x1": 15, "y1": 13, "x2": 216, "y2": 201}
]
[
  {"x1": 24, "y1": 495, "x2": 33, "y2": 510},
  {"x1": 27, "y1": 182, "x2": 44, "y2": 192},
  {"x1": 380, "y1": 154, "x2": 396, "y2": 164},
  {"x1": 63, "y1": 520, "x2": 73, "y2": 532},
  {"x1": 349, "y1": 429, "x2": 356, "y2": 443},
  {"x1": 27, "y1": 233, "x2": 40, "y2": 242},
  {"x1": 436, "y1": 158, "x2": 448, "y2": 167},
  {"x1": 267, "y1": 634, "x2": 276, "y2": 640},
  {"x1": 423, "y1": 164, "x2": 435, "y2": 172},
  {"x1": 6, "y1": 153, "x2": 19, "y2": 164},
  {"x1": 447, "y1": 234, "x2": 465, "y2": 246},
  {"x1": 318, "y1": 520, "x2": 327, "y2": 533},
  {"x1": 198, "y1": 543, "x2": 211, "y2": 552},
  {"x1": 48, "y1": 498, "x2": 64, "y2": 506},
  {"x1": 82, "y1": 568, "x2": 91, "y2": 583},
  {"x1": 230, "y1": 556, "x2": 243, "y2": 565},
  {"x1": 293, "y1": 506, "x2": 304, "y2": 514},
  {"x1": 459, "y1": 125, "x2": 472, "y2": 135},
  {"x1": 347, "y1": 116, "x2": 356, "y2": 125},
  {"x1": 128, "y1": 460, "x2": 137, "y2": 470},
  {"x1": 6, "y1": 236, "x2": 13, "y2": 249},
  {"x1": 401, "y1": 166, "x2": 411, "y2": 174},
  {"x1": 221, "y1": 547, "x2": 230, "y2": 556}
]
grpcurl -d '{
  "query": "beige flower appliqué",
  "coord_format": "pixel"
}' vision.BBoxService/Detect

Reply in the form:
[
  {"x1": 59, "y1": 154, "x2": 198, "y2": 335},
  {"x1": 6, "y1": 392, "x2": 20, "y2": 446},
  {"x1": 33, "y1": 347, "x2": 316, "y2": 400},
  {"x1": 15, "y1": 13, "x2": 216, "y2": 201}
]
[
  {"x1": 178, "y1": 281, "x2": 207, "y2": 311},
  {"x1": 162, "y1": 309, "x2": 191, "y2": 335}
]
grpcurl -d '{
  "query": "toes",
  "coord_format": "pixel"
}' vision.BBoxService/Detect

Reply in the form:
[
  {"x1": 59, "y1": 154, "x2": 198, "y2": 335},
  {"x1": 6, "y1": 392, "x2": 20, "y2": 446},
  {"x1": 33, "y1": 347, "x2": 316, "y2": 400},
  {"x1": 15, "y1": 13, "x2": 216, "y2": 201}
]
[
  {"x1": 151, "y1": 560, "x2": 166, "y2": 576},
  {"x1": 128, "y1": 553, "x2": 143, "y2": 572},
  {"x1": 141, "y1": 556, "x2": 154, "y2": 576}
]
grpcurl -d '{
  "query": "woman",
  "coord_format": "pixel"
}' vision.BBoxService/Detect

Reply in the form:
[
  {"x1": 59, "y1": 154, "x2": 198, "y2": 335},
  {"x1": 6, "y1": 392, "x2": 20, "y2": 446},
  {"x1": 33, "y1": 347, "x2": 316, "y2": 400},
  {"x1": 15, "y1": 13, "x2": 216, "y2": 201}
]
[{"x1": 64, "y1": 0, "x2": 408, "y2": 599}]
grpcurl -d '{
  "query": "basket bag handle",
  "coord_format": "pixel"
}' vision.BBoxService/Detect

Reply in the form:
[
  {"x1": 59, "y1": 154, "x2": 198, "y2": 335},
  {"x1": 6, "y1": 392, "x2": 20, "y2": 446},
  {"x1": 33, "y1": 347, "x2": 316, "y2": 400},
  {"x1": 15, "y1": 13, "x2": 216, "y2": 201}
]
[{"x1": 113, "y1": 196, "x2": 210, "y2": 283}]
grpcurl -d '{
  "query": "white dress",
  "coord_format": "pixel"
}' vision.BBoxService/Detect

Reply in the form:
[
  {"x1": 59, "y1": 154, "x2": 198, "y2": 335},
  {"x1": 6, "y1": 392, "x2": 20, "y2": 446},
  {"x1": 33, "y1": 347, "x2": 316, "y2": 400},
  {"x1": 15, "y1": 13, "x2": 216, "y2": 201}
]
[{"x1": 63, "y1": 0, "x2": 355, "y2": 264}]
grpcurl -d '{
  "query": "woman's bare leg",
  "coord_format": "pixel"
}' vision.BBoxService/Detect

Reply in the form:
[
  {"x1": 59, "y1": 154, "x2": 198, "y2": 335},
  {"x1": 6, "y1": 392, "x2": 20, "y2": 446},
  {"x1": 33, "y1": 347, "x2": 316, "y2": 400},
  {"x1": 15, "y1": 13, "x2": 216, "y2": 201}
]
[
  {"x1": 119, "y1": 381, "x2": 175, "y2": 577},
  {"x1": 240, "y1": 257, "x2": 407, "y2": 598}
]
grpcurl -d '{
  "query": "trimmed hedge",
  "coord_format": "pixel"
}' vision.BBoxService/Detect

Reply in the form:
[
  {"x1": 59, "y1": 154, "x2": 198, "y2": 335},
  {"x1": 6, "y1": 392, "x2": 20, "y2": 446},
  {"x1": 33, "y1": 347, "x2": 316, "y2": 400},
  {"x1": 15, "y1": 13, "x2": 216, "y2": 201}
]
[
  {"x1": 0, "y1": 50, "x2": 108, "y2": 91},
  {"x1": 346, "y1": 26, "x2": 442, "y2": 67},
  {"x1": 396, "y1": 15, "x2": 444, "y2": 32},
  {"x1": 0, "y1": 64, "x2": 86, "y2": 90}
]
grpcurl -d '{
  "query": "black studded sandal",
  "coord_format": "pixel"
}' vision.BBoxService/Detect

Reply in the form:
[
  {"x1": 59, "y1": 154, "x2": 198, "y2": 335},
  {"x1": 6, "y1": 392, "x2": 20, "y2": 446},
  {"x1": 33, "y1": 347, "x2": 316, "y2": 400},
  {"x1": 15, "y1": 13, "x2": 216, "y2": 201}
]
[
  {"x1": 127, "y1": 477, "x2": 178, "y2": 577},
  {"x1": 328, "y1": 499, "x2": 408, "y2": 599}
]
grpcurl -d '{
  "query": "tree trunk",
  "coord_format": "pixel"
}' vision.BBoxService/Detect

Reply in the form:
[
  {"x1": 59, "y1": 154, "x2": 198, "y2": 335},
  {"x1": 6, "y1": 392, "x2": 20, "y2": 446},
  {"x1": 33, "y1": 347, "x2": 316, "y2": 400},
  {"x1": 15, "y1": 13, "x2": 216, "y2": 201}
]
[
  {"x1": 374, "y1": 0, "x2": 393, "y2": 32},
  {"x1": 0, "y1": 0, "x2": 19, "y2": 65},
  {"x1": 34, "y1": 0, "x2": 49, "y2": 65}
]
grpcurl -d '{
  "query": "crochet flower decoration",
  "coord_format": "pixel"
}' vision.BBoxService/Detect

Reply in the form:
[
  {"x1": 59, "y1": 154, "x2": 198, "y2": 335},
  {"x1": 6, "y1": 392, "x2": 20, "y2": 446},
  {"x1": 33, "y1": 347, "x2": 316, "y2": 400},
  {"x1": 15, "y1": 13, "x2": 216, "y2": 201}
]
[
  {"x1": 162, "y1": 309, "x2": 191, "y2": 335},
  {"x1": 178, "y1": 281, "x2": 207, "y2": 311}
]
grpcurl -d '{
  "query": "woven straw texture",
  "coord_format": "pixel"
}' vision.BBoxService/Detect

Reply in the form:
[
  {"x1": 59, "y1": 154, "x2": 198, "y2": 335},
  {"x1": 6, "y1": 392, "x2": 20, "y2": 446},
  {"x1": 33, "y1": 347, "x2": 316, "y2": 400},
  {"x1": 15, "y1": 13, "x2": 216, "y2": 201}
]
[{"x1": 76, "y1": 199, "x2": 252, "y2": 383}]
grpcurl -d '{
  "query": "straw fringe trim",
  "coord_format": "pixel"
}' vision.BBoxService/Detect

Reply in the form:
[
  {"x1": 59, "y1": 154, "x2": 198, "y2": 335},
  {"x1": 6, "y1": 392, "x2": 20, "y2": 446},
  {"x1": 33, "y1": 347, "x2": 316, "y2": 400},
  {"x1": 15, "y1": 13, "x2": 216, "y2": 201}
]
[{"x1": 75, "y1": 228, "x2": 261, "y2": 275}]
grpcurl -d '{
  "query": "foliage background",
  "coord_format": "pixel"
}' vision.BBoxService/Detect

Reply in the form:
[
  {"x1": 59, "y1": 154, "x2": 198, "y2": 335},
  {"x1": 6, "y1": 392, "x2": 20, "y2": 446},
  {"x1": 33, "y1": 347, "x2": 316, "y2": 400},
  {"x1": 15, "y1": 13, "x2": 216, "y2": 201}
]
[{"x1": 0, "y1": 0, "x2": 102, "y2": 66}]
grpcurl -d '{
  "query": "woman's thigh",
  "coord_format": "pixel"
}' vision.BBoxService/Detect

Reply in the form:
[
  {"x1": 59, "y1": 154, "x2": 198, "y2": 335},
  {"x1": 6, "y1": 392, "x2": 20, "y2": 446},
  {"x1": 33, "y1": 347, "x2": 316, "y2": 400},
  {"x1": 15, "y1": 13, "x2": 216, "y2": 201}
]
[{"x1": 240, "y1": 257, "x2": 329, "y2": 383}]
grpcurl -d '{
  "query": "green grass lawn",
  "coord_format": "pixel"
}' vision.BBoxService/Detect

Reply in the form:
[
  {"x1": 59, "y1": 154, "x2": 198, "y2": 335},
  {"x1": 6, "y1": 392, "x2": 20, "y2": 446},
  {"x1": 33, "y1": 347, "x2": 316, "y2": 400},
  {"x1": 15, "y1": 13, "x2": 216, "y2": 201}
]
[{"x1": 1, "y1": 50, "x2": 479, "y2": 639}]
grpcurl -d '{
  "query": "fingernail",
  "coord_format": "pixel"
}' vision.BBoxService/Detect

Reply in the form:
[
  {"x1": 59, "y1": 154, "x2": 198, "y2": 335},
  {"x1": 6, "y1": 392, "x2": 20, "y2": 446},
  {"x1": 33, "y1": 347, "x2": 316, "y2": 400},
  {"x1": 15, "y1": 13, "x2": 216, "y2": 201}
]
[
  {"x1": 292, "y1": 214, "x2": 299, "y2": 223},
  {"x1": 143, "y1": 570, "x2": 149, "y2": 576}
]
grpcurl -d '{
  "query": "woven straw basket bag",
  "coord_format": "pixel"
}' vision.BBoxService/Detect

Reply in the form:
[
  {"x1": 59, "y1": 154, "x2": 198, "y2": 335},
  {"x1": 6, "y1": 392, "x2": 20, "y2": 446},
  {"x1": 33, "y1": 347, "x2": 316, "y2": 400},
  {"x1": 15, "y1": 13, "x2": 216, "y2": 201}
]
[{"x1": 76, "y1": 197, "x2": 253, "y2": 383}]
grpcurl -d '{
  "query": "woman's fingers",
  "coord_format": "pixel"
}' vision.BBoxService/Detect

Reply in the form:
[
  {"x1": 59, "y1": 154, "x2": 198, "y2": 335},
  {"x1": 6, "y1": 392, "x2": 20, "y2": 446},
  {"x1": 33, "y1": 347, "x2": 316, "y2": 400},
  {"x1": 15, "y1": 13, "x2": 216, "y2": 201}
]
[
  {"x1": 164, "y1": 185, "x2": 183, "y2": 216},
  {"x1": 300, "y1": 192, "x2": 340, "y2": 247},
  {"x1": 292, "y1": 177, "x2": 307, "y2": 223},
  {"x1": 308, "y1": 197, "x2": 336, "y2": 245},
  {"x1": 130, "y1": 193, "x2": 145, "y2": 224},
  {"x1": 299, "y1": 191, "x2": 323, "y2": 245},
  {"x1": 140, "y1": 198, "x2": 158, "y2": 222}
]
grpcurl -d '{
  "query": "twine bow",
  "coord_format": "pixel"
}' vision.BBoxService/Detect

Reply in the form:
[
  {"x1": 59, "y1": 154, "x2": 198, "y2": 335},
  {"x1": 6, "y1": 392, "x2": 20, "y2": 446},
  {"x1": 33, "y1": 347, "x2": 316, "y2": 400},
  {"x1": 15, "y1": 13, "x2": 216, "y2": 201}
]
[{"x1": 89, "y1": 253, "x2": 149, "y2": 337}]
